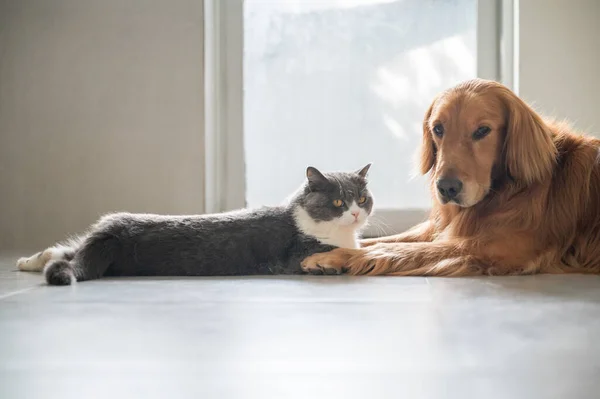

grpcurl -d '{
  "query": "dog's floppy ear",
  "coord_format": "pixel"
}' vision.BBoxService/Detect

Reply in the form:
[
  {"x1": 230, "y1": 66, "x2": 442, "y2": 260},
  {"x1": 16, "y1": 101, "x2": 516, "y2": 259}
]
[
  {"x1": 500, "y1": 88, "x2": 557, "y2": 184},
  {"x1": 418, "y1": 99, "x2": 437, "y2": 175}
]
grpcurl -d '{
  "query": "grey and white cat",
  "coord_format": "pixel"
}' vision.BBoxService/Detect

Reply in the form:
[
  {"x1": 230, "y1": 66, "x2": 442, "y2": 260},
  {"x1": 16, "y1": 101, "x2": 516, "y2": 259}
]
[{"x1": 17, "y1": 164, "x2": 374, "y2": 285}]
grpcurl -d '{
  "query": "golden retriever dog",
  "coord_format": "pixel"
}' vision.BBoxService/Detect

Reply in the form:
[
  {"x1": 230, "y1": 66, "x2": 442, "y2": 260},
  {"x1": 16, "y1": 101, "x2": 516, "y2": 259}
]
[{"x1": 302, "y1": 78, "x2": 600, "y2": 276}]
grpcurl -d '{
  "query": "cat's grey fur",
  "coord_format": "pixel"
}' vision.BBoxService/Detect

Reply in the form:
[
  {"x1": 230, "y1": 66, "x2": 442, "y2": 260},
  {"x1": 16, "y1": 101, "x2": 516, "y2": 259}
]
[{"x1": 32, "y1": 165, "x2": 373, "y2": 285}]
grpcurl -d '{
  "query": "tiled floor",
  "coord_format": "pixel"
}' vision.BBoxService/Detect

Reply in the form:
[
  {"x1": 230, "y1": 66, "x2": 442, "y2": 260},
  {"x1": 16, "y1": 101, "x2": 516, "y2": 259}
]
[{"x1": 1, "y1": 253, "x2": 599, "y2": 399}]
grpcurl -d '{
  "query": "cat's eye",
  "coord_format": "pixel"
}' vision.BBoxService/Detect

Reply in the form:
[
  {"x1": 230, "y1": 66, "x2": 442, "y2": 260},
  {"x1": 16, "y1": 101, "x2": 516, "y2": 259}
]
[
  {"x1": 333, "y1": 199, "x2": 344, "y2": 207},
  {"x1": 473, "y1": 126, "x2": 491, "y2": 140},
  {"x1": 358, "y1": 196, "x2": 367, "y2": 204},
  {"x1": 433, "y1": 124, "x2": 444, "y2": 138}
]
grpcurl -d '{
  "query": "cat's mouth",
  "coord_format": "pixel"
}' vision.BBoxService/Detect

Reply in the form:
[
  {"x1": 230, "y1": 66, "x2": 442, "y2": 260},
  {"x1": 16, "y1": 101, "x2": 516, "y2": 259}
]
[{"x1": 345, "y1": 218, "x2": 363, "y2": 227}]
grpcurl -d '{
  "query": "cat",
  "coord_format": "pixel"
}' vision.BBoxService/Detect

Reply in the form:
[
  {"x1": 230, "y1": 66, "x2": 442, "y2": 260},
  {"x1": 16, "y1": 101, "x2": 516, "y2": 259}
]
[{"x1": 17, "y1": 164, "x2": 374, "y2": 285}]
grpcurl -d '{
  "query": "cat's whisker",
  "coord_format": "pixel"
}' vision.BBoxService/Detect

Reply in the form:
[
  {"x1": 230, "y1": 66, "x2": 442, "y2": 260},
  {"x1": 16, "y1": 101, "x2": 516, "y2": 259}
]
[
  {"x1": 365, "y1": 218, "x2": 395, "y2": 238},
  {"x1": 372, "y1": 216, "x2": 394, "y2": 230}
]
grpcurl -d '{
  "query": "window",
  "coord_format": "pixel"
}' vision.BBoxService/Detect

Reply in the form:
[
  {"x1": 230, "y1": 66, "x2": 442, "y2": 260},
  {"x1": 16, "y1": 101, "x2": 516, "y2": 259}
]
[{"x1": 205, "y1": 0, "x2": 503, "y2": 236}]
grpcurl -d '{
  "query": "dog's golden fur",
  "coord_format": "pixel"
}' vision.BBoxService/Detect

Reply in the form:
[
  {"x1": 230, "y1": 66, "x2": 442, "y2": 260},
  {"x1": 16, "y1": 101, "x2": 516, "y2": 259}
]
[{"x1": 302, "y1": 79, "x2": 600, "y2": 276}]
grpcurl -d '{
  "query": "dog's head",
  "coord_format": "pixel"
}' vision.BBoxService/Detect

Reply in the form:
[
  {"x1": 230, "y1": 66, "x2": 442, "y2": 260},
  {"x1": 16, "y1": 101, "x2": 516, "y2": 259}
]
[{"x1": 419, "y1": 79, "x2": 557, "y2": 207}]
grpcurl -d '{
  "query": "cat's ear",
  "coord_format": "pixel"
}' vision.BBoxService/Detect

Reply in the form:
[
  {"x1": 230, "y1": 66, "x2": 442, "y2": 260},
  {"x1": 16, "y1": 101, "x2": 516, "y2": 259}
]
[
  {"x1": 356, "y1": 163, "x2": 372, "y2": 179},
  {"x1": 306, "y1": 166, "x2": 328, "y2": 188}
]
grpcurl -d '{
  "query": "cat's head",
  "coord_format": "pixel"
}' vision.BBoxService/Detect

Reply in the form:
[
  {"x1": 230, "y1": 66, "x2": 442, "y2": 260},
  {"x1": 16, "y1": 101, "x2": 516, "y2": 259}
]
[{"x1": 292, "y1": 164, "x2": 374, "y2": 230}]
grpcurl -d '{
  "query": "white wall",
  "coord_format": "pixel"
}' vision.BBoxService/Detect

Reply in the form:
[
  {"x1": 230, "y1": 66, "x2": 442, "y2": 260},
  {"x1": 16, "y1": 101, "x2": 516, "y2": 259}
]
[
  {"x1": 0, "y1": 0, "x2": 205, "y2": 251},
  {"x1": 518, "y1": 0, "x2": 600, "y2": 133}
]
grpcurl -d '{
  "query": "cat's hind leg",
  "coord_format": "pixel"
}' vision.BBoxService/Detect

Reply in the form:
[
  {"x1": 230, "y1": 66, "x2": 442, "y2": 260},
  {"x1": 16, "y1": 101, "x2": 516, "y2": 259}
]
[
  {"x1": 17, "y1": 245, "x2": 74, "y2": 272},
  {"x1": 17, "y1": 250, "x2": 50, "y2": 272},
  {"x1": 17, "y1": 236, "x2": 84, "y2": 272}
]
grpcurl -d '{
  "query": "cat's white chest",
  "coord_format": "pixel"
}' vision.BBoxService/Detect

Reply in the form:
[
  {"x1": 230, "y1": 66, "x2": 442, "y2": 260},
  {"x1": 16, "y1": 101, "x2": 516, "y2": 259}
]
[{"x1": 293, "y1": 207, "x2": 359, "y2": 248}]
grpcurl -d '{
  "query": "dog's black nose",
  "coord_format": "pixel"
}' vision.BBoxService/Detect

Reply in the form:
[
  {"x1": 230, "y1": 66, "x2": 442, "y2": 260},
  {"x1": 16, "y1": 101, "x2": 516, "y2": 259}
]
[{"x1": 437, "y1": 178, "x2": 463, "y2": 200}]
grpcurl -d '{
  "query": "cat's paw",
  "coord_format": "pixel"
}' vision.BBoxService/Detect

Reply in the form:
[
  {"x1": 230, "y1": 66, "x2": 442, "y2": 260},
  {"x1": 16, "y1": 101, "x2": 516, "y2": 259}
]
[
  {"x1": 16, "y1": 257, "x2": 29, "y2": 270},
  {"x1": 301, "y1": 248, "x2": 358, "y2": 275},
  {"x1": 16, "y1": 251, "x2": 48, "y2": 272}
]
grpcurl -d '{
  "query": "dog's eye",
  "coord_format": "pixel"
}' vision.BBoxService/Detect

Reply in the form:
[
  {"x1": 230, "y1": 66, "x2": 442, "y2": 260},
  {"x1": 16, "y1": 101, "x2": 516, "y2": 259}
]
[
  {"x1": 433, "y1": 124, "x2": 444, "y2": 138},
  {"x1": 473, "y1": 126, "x2": 491, "y2": 140}
]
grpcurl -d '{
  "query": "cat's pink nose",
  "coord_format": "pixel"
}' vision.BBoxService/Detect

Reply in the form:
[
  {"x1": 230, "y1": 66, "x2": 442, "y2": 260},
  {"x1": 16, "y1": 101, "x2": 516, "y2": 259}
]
[{"x1": 351, "y1": 211, "x2": 359, "y2": 219}]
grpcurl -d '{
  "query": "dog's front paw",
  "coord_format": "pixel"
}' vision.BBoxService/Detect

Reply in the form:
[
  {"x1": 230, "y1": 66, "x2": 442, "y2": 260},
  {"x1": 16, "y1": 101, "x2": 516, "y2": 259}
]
[
  {"x1": 305, "y1": 263, "x2": 343, "y2": 275},
  {"x1": 301, "y1": 248, "x2": 358, "y2": 275}
]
